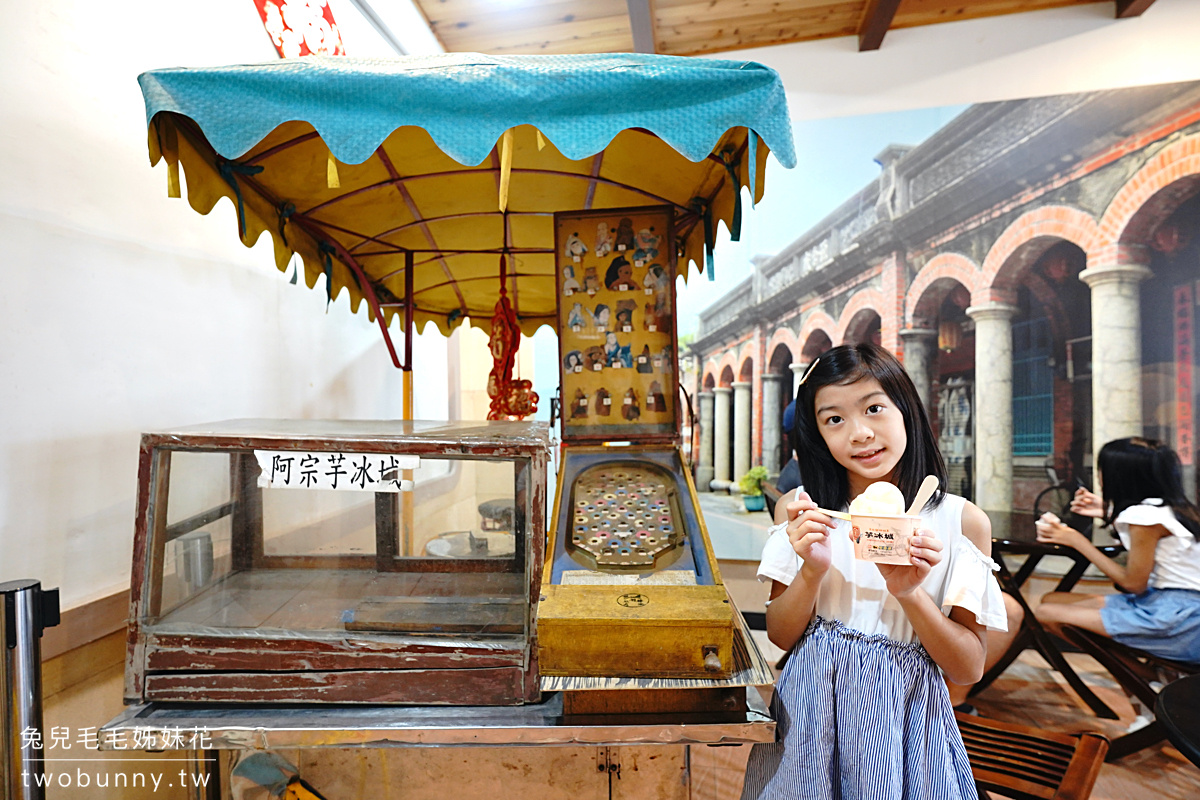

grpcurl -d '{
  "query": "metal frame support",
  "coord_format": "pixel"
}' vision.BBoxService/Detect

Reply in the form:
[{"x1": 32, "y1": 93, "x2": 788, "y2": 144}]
[{"x1": 2, "y1": 580, "x2": 60, "y2": 800}]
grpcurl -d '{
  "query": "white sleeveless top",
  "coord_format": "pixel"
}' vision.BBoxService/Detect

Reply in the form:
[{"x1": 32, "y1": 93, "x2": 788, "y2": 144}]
[
  {"x1": 1113, "y1": 500, "x2": 1200, "y2": 591},
  {"x1": 757, "y1": 489, "x2": 1008, "y2": 643}
]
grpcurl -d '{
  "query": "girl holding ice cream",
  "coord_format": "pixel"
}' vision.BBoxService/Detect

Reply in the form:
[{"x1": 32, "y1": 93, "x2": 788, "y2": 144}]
[
  {"x1": 1034, "y1": 437, "x2": 1200, "y2": 663},
  {"x1": 741, "y1": 344, "x2": 1010, "y2": 800}
]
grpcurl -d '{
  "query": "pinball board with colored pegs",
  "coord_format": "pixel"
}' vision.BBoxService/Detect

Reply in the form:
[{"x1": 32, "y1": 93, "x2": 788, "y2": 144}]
[
  {"x1": 567, "y1": 463, "x2": 683, "y2": 570},
  {"x1": 538, "y1": 205, "x2": 735, "y2": 681}
]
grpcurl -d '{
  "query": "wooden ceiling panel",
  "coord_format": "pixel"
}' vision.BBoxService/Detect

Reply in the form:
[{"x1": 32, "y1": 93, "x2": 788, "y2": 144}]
[
  {"x1": 411, "y1": 0, "x2": 1157, "y2": 58},
  {"x1": 656, "y1": 1, "x2": 862, "y2": 56},
  {"x1": 891, "y1": 0, "x2": 1100, "y2": 31},
  {"x1": 420, "y1": 0, "x2": 634, "y2": 55}
]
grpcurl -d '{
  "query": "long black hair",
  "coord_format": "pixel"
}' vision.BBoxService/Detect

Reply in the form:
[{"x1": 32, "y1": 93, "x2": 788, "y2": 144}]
[
  {"x1": 1098, "y1": 437, "x2": 1200, "y2": 537},
  {"x1": 792, "y1": 343, "x2": 946, "y2": 512}
]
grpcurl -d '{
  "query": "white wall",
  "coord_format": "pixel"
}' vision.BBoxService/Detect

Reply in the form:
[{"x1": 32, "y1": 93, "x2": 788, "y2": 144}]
[
  {"x1": 0, "y1": 1, "x2": 414, "y2": 606},
  {"x1": 3, "y1": 0, "x2": 1200, "y2": 607}
]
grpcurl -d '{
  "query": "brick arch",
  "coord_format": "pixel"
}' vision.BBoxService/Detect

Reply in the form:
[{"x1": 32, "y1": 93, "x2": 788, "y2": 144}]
[
  {"x1": 798, "y1": 310, "x2": 838, "y2": 356},
  {"x1": 717, "y1": 351, "x2": 739, "y2": 387},
  {"x1": 702, "y1": 370, "x2": 716, "y2": 390},
  {"x1": 905, "y1": 253, "x2": 983, "y2": 327},
  {"x1": 1099, "y1": 134, "x2": 1200, "y2": 254},
  {"x1": 767, "y1": 341, "x2": 795, "y2": 373},
  {"x1": 765, "y1": 327, "x2": 799, "y2": 365},
  {"x1": 738, "y1": 357, "x2": 754, "y2": 382},
  {"x1": 981, "y1": 205, "x2": 1099, "y2": 291},
  {"x1": 837, "y1": 289, "x2": 886, "y2": 343}
]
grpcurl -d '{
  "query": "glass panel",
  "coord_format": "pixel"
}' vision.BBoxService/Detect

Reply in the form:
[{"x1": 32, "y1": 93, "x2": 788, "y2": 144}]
[
  {"x1": 158, "y1": 451, "x2": 234, "y2": 618},
  {"x1": 146, "y1": 447, "x2": 527, "y2": 638}
]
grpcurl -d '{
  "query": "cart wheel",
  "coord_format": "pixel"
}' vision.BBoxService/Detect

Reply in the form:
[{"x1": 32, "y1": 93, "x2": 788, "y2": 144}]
[{"x1": 1034, "y1": 484, "x2": 1073, "y2": 521}]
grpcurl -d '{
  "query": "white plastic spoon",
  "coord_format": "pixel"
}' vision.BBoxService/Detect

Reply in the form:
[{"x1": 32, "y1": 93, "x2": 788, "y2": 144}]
[{"x1": 906, "y1": 475, "x2": 940, "y2": 516}]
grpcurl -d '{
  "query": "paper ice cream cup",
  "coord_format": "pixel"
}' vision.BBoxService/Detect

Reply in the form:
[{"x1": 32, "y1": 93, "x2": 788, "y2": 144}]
[{"x1": 849, "y1": 514, "x2": 920, "y2": 565}]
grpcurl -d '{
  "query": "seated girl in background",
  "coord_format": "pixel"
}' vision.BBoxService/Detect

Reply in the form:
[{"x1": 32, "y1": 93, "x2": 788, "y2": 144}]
[
  {"x1": 1034, "y1": 437, "x2": 1200, "y2": 665},
  {"x1": 742, "y1": 344, "x2": 1008, "y2": 800}
]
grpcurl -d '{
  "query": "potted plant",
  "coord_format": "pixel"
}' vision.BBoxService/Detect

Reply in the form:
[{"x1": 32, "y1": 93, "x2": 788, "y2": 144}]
[{"x1": 738, "y1": 466, "x2": 769, "y2": 512}]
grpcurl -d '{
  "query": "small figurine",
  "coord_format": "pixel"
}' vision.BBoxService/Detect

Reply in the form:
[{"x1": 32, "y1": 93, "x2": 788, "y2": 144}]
[
  {"x1": 584, "y1": 345, "x2": 606, "y2": 371},
  {"x1": 564, "y1": 231, "x2": 588, "y2": 260},
  {"x1": 643, "y1": 301, "x2": 659, "y2": 331},
  {"x1": 594, "y1": 222, "x2": 614, "y2": 258},
  {"x1": 563, "y1": 350, "x2": 583, "y2": 372},
  {"x1": 634, "y1": 227, "x2": 660, "y2": 263},
  {"x1": 571, "y1": 388, "x2": 589, "y2": 419},
  {"x1": 562, "y1": 265, "x2": 581, "y2": 295},
  {"x1": 592, "y1": 303, "x2": 611, "y2": 331},
  {"x1": 604, "y1": 255, "x2": 633, "y2": 290},
  {"x1": 594, "y1": 386, "x2": 612, "y2": 416},
  {"x1": 636, "y1": 344, "x2": 653, "y2": 374},
  {"x1": 622, "y1": 388, "x2": 641, "y2": 421},
  {"x1": 566, "y1": 302, "x2": 586, "y2": 329},
  {"x1": 660, "y1": 346, "x2": 673, "y2": 372},
  {"x1": 614, "y1": 217, "x2": 636, "y2": 252},
  {"x1": 642, "y1": 263, "x2": 667, "y2": 293},
  {"x1": 615, "y1": 299, "x2": 637, "y2": 331},
  {"x1": 582, "y1": 266, "x2": 601, "y2": 293},
  {"x1": 648, "y1": 380, "x2": 666, "y2": 411}
]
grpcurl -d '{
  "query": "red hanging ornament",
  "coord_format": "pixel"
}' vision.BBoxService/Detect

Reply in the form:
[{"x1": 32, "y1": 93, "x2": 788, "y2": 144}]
[{"x1": 486, "y1": 256, "x2": 539, "y2": 420}]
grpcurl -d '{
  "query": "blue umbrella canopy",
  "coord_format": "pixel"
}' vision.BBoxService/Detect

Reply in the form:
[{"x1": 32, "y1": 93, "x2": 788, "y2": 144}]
[{"x1": 138, "y1": 53, "x2": 795, "y2": 360}]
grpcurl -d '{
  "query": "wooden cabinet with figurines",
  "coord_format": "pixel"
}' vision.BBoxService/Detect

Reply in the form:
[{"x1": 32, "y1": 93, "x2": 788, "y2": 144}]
[
  {"x1": 556, "y1": 205, "x2": 678, "y2": 441},
  {"x1": 540, "y1": 207, "x2": 736, "y2": 681}
]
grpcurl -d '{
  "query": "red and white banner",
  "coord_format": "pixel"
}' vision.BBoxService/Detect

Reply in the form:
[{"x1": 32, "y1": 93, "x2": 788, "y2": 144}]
[
  {"x1": 254, "y1": 0, "x2": 345, "y2": 58},
  {"x1": 1175, "y1": 284, "x2": 1194, "y2": 464}
]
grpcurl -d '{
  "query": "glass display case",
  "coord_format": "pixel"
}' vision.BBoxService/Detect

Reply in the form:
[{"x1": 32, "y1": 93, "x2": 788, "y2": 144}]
[{"x1": 124, "y1": 419, "x2": 550, "y2": 706}]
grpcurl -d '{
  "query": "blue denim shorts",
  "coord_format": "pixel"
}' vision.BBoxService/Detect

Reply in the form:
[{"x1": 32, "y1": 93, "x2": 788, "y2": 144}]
[{"x1": 1101, "y1": 587, "x2": 1200, "y2": 663}]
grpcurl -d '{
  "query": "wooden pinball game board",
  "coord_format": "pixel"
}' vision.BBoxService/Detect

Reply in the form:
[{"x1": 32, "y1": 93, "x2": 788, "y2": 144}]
[{"x1": 539, "y1": 209, "x2": 737, "y2": 680}]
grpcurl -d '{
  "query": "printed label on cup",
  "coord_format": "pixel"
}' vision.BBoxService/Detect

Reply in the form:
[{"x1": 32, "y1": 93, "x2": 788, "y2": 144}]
[
  {"x1": 635, "y1": 259, "x2": 644, "y2": 267},
  {"x1": 638, "y1": 357, "x2": 647, "y2": 363},
  {"x1": 618, "y1": 284, "x2": 627, "y2": 291},
  {"x1": 644, "y1": 288, "x2": 653, "y2": 295},
  {"x1": 603, "y1": 397, "x2": 611, "y2": 405},
  {"x1": 573, "y1": 255, "x2": 581, "y2": 262},
  {"x1": 648, "y1": 324, "x2": 657, "y2": 332},
  {"x1": 564, "y1": 289, "x2": 573, "y2": 296},
  {"x1": 593, "y1": 364, "x2": 602, "y2": 372},
  {"x1": 618, "y1": 244, "x2": 626, "y2": 251},
  {"x1": 850, "y1": 515, "x2": 917, "y2": 566},
  {"x1": 623, "y1": 325, "x2": 632, "y2": 332},
  {"x1": 573, "y1": 365, "x2": 582, "y2": 373},
  {"x1": 579, "y1": 400, "x2": 587, "y2": 408},
  {"x1": 571, "y1": 324, "x2": 581, "y2": 332},
  {"x1": 624, "y1": 397, "x2": 633, "y2": 405}
]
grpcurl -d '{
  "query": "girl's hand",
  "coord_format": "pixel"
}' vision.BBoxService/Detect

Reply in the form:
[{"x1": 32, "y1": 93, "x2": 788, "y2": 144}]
[
  {"x1": 1069, "y1": 487, "x2": 1104, "y2": 518},
  {"x1": 785, "y1": 491, "x2": 833, "y2": 575},
  {"x1": 877, "y1": 528, "x2": 942, "y2": 598},
  {"x1": 1035, "y1": 512, "x2": 1087, "y2": 550}
]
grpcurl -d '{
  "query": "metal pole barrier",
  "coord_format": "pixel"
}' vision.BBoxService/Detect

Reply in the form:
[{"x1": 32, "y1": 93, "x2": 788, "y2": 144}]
[{"x1": 1, "y1": 580, "x2": 60, "y2": 800}]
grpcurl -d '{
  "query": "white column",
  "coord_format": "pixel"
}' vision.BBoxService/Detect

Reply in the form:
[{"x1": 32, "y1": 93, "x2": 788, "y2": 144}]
[
  {"x1": 900, "y1": 328, "x2": 938, "y2": 417},
  {"x1": 697, "y1": 391, "x2": 715, "y2": 491},
  {"x1": 713, "y1": 386, "x2": 732, "y2": 487},
  {"x1": 761, "y1": 373, "x2": 785, "y2": 478},
  {"x1": 789, "y1": 362, "x2": 805, "y2": 398},
  {"x1": 1080, "y1": 261, "x2": 1152, "y2": 464},
  {"x1": 733, "y1": 381, "x2": 753, "y2": 482},
  {"x1": 966, "y1": 302, "x2": 1017, "y2": 513}
]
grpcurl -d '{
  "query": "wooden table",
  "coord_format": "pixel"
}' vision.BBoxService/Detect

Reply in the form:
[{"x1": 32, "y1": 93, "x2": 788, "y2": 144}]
[
  {"x1": 1157, "y1": 675, "x2": 1200, "y2": 768},
  {"x1": 975, "y1": 511, "x2": 1125, "y2": 719}
]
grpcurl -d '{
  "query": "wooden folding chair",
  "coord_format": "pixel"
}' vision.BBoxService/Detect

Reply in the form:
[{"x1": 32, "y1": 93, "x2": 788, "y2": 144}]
[
  {"x1": 1061, "y1": 625, "x2": 1200, "y2": 761},
  {"x1": 956, "y1": 711, "x2": 1108, "y2": 800}
]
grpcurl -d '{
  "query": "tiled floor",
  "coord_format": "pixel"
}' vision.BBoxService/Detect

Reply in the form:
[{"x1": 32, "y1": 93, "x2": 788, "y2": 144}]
[{"x1": 701, "y1": 489, "x2": 1200, "y2": 799}]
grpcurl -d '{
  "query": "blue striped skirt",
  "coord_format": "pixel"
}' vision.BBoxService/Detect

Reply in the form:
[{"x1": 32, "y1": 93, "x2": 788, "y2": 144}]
[{"x1": 741, "y1": 616, "x2": 976, "y2": 800}]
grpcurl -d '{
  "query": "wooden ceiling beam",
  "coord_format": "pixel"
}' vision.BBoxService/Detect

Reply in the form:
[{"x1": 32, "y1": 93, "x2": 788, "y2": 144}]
[
  {"x1": 1115, "y1": 0, "x2": 1157, "y2": 18},
  {"x1": 858, "y1": 0, "x2": 901, "y2": 51},
  {"x1": 626, "y1": 0, "x2": 658, "y2": 54}
]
